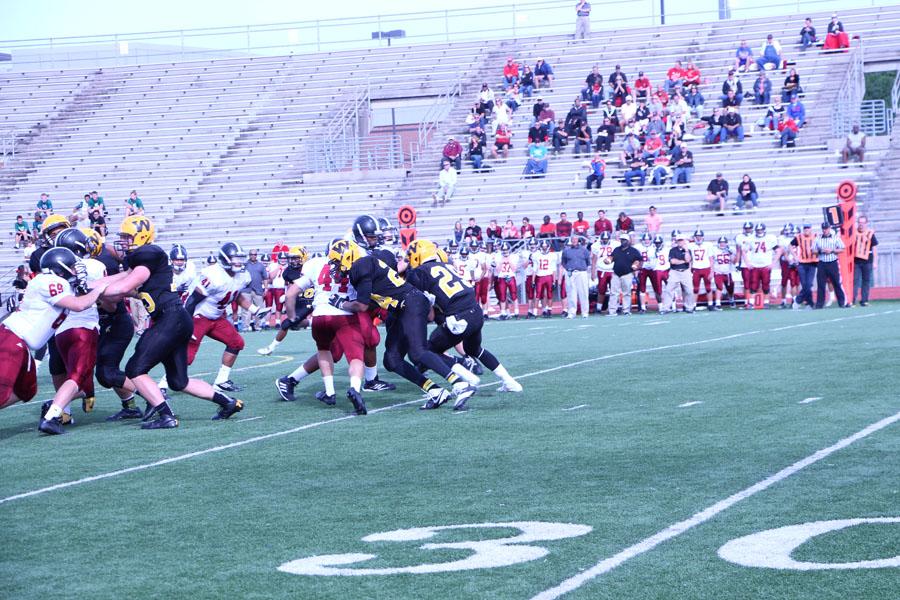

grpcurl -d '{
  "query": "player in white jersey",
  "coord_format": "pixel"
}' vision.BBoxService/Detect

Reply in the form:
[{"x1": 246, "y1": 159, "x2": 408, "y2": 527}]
[
  {"x1": 688, "y1": 229, "x2": 717, "y2": 310},
  {"x1": 0, "y1": 248, "x2": 106, "y2": 434},
  {"x1": 169, "y1": 244, "x2": 197, "y2": 300},
  {"x1": 451, "y1": 246, "x2": 474, "y2": 285},
  {"x1": 649, "y1": 235, "x2": 671, "y2": 312},
  {"x1": 733, "y1": 221, "x2": 755, "y2": 306},
  {"x1": 520, "y1": 239, "x2": 540, "y2": 318},
  {"x1": 590, "y1": 232, "x2": 618, "y2": 314},
  {"x1": 633, "y1": 232, "x2": 655, "y2": 313},
  {"x1": 533, "y1": 241, "x2": 561, "y2": 317},
  {"x1": 492, "y1": 243, "x2": 520, "y2": 319},
  {"x1": 470, "y1": 241, "x2": 492, "y2": 316},
  {"x1": 711, "y1": 236, "x2": 736, "y2": 310},
  {"x1": 742, "y1": 223, "x2": 782, "y2": 307},
  {"x1": 777, "y1": 224, "x2": 800, "y2": 307}
]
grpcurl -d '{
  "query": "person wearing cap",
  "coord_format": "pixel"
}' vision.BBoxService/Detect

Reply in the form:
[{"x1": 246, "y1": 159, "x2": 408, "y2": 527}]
[
  {"x1": 241, "y1": 249, "x2": 268, "y2": 331},
  {"x1": 813, "y1": 222, "x2": 847, "y2": 308},
  {"x1": 757, "y1": 34, "x2": 784, "y2": 72},
  {"x1": 594, "y1": 117, "x2": 616, "y2": 153},
  {"x1": 671, "y1": 141, "x2": 694, "y2": 184},
  {"x1": 441, "y1": 137, "x2": 462, "y2": 171},
  {"x1": 799, "y1": 17, "x2": 817, "y2": 50},
  {"x1": 608, "y1": 233, "x2": 642, "y2": 315},
  {"x1": 662, "y1": 233, "x2": 696, "y2": 313},
  {"x1": 562, "y1": 236, "x2": 591, "y2": 318},
  {"x1": 722, "y1": 106, "x2": 745, "y2": 142},
  {"x1": 786, "y1": 94, "x2": 806, "y2": 128},
  {"x1": 706, "y1": 172, "x2": 729, "y2": 214},
  {"x1": 581, "y1": 64, "x2": 603, "y2": 103},
  {"x1": 852, "y1": 216, "x2": 878, "y2": 306},
  {"x1": 634, "y1": 71, "x2": 652, "y2": 100},
  {"x1": 790, "y1": 223, "x2": 818, "y2": 308},
  {"x1": 777, "y1": 113, "x2": 799, "y2": 148},
  {"x1": 824, "y1": 13, "x2": 849, "y2": 50},
  {"x1": 502, "y1": 57, "x2": 519, "y2": 90},
  {"x1": 534, "y1": 58, "x2": 554, "y2": 89},
  {"x1": 734, "y1": 40, "x2": 754, "y2": 72},
  {"x1": 720, "y1": 70, "x2": 743, "y2": 105},
  {"x1": 575, "y1": 0, "x2": 591, "y2": 40}
]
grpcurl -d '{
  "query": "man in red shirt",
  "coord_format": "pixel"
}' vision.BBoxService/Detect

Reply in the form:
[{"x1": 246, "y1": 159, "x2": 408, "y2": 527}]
[
  {"x1": 538, "y1": 215, "x2": 556, "y2": 238},
  {"x1": 642, "y1": 131, "x2": 664, "y2": 161},
  {"x1": 556, "y1": 212, "x2": 572, "y2": 240},
  {"x1": 572, "y1": 211, "x2": 590, "y2": 236},
  {"x1": 593, "y1": 209, "x2": 613, "y2": 235},
  {"x1": 520, "y1": 216, "x2": 536, "y2": 238},
  {"x1": 778, "y1": 114, "x2": 799, "y2": 148},
  {"x1": 442, "y1": 136, "x2": 463, "y2": 171},
  {"x1": 683, "y1": 61, "x2": 701, "y2": 86},
  {"x1": 634, "y1": 71, "x2": 652, "y2": 100},
  {"x1": 502, "y1": 57, "x2": 519, "y2": 90},
  {"x1": 271, "y1": 239, "x2": 288, "y2": 262},
  {"x1": 664, "y1": 60, "x2": 684, "y2": 94}
]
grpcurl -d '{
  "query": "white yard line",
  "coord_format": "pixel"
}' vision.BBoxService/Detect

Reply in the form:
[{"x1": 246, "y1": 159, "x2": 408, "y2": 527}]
[
  {"x1": 235, "y1": 416, "x2": 264, "y2": 423},
  {"x1": 530, "y1": 407, "x2": 900, "y2": 600},
  {"x1": 799, "y1": 397, "x2": 822, "y2": 405},
  {"x1": 562, "y1": 405, "x2": 588, "y2": 411},
  {"x1": 1, "y1": 310, "x2": 895, "y2": 507},
  {"x1": 678, "y1": 401, "x2": 703, "y2": 408}
]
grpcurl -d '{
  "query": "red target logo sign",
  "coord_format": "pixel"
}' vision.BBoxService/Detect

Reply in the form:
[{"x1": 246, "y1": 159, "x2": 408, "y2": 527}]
[{"x1": 397, "y1": 205, "x2": 417, "y2": 227}]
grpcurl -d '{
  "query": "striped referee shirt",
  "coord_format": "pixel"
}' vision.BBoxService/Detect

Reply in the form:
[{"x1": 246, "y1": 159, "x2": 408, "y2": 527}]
[{"x1": 812, "y1": 233, "x2": 845, "y2": 262}]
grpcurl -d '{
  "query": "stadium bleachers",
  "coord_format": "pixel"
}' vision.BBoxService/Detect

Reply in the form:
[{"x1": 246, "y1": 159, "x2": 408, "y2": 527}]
[{"x1": 1, "y1": 4, "x2": 899, "y2": 287}]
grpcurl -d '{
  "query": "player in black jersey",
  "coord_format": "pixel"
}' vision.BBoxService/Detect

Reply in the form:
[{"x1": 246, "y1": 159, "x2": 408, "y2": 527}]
[
  {"x1": 327, "y1": 239, "x2": 479, "y2": 410},
  {"x1": 257, "y1": 246, "x2": 310, "y2": 356},
  {"x1": 102, "y1": 216, "x2": 244, "y2": 429},
  {"x1": 406, "y1": 239, "x2": 522, "y2": 409}
]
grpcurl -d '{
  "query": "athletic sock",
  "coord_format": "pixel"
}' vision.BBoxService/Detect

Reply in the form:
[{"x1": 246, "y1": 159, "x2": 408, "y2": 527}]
[
  {"x1": 451, "y1": 363, "x2": 479, "y2": 385},
  {"x1": 421, "y1": 379, "x2": 436, "y2": 393},
  {"x1": 121, "y1": 395, "x2": 137, "y2": 409},
  {"x1": 215, "y1": 365, "x2": 232, "y2": 385},
  {"x1": 349, "y1": 376, "x2": 362, "y2": 392},
  {"x1": 63, "y1": 404, "x2": 72, "y2": 416},
  {"x1": 159, "y1": 376, "x2": 168, "y2": 390},
  {"x1": 493, "y1": 364, "x2": 513, "y2": 382},
  {"x1": 211, "y1": 392, "x2": 232, "y2": 408},
  {"x1": 323, "y1": 376, "x2": 335, "y2": 396},
  {"x1": 289, "y1": 364, "x2": 311, "y2": 381},
  {"x1": 364, "y1": 366, "x2": 378, "y2": 381},
  {"x1": 157, "y1": 401, "x2": 175, "y2": 417},
  {"x1": 446, "y1": 373, "x2": 460, "y2": 384},
  {"x1": 45, "y1": 404, "x2": 63, "y2": 420}
]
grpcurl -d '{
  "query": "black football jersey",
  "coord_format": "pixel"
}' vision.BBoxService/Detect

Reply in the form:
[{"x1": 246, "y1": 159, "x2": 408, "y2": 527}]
[
  {"x1": 371, "y1": 247, "x2": 398, "y2": 270},
  {"x1": 97, "y1": 244, "x2": 127, "y2": 316},
  {"x1": 406, "y1": 262, "x2": 477, "y2": 317},
  {"x1": 349, "y1": 255, "x2": 414, "y2": 312},
  {"x1": 282, "y1": 265, "x2": 303, "y2": 288},
  {"x1": 125, "y1": 244, "x2": 180, "y2": 318},
  {"x1": 29, "y1": 246, "x2": 48, "y2": 275}
]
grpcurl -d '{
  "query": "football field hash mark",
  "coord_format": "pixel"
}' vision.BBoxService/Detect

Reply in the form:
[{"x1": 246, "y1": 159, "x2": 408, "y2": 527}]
[
  {"x1": 562, "y1": 405, "x2": 588, "y2": 412},
  {"x1": 799, "y1": 397, "x2": 822, "y2": 404},
  {"x1": 678, "y1": 401, "x2": 703, "y2": 408},
  {"x1": 1, "y1": 310, "x2": 896, "y2": 507}
]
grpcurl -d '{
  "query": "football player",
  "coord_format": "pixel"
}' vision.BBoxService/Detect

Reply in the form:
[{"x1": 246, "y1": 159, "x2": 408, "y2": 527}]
[
  {"x1": 493, "y1": 243, "x2": 519, "y2": 320},
  {"x1": 533, "y1": 240, "x2": 561, "y2": 317},
  {"x1": 590, "y1": 232, "x2": 617, "y2": 314},
  {"x1": 689, "y1": 229, "x2": 716, "y2": 310},
  {"x1": 650, "y1": 234, "x2": 671, "y2": 312},
  {"x1": 258, "y1": 247, "x2": 307, "y2": 356},
  {"x1": 377, "y1": 216, "x2": 399, "y2": 250},
  {"x1": 0, "y1": 248, "x2": 107, "y2": 433},
  {"x1": 778, "y1": 224, "x2": 800, "y2": 308},
  {"x1": 634, "y1": 232, "x2": 655, "y2": 313},
  {"x1": 741, "y1": 223, "x2": 782, "y2": 308},
  {"x1": 170, "y1": 244, "x2": 196, "y2": 299},
  {"x1": 327, "y1": 239, "x2": 479, "y2": 410},
  {"x1": 406, "y1": 239, "x2": 522, "y2": 408},
  {"x1": 101, "y1": 216, "x2": 245, "y2": 429},
  {"x1": 711, "y1": 236, "x2": 735, "y2": 310},
  {"x1": 733, "y1": 221, "x2": 755, "y2": 306},
  {"x1": 470, "y1": 241, "x2": 492, "y2": 317}
]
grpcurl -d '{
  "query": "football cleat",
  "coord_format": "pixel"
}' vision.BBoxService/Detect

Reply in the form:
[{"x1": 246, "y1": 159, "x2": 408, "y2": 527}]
[
  {"x1": 316, "y1": 391, "x2": 336, "y2": 406},
  {"x1": 452, "y1": 382, "x2": 478, "y2": 411},
  {"x1": 347, "y1": 388, "x2": 367, "y2": 415},
  {"x1": 419, "y1": 387, "x2": 451, "y2": 410},
  {"x1": 257, "y1": 345, "x2": 273, "y2": 356},
  {"x1": 38, "y1": 417, "x2": 66, "y2": 435},
  {"x1": 140, "y1": 414, "x2": 179, "y2": 429},
  {"x1": 160, "y1": 387, "x2": 172, "y2": 402},
  {"x1": 363, "y1": 377, "x2": 396, "y2": 392},
  {"x1": 275, "y1": 376, "x2": 297, "y2": 402},
  {"x1": 82, "y1": 396, "x2": 96, "y2": 413},
  {"x1": 214, "y1": 380, "x2": 242, "y2": 393},
  {"x1": 463, "y1": 356, "x2": 484, "y2": 376},
  {"x1": 498, "y1": 380, "x2": 523, "y2": 393},
  {"x1": 106, "y1": 407, "x2": 144, "y2": 421},
  {"x1": 212, "y1": 398, "x2": 243, "y2": 420},
  {"x1": 142, "y1": 402, "x2": 163, "y2": 422}
]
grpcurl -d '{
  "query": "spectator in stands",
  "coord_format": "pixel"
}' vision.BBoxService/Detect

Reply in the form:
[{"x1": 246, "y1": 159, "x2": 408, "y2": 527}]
[
  {"x1": 565, "y1": 99, "x2": 588, "y2": 135},
  {"x1": 538, "y1": 102, "x2": 556, "y2": 134},
  {"x1": 633, "y1": 71, "x2": 651, "y2": 101},
  {"x1": 634, "y1": 100, "x2": 651, "y2": 130},
  {"x1": 618, "y1": 95, "x2": 636, "y2": 124},
  {"x1": 778, "y1": 113, "x2": 799, "y2": 148},
  {"x1": 271, "y1": 240, "x2": 288, "y2": 262},
  {"x1": 442, "y1": 136, "x2": 463, "y2": 171},
  {"x1": 684, "y1": 84, "x2": 705, "y2": 117},
  {"x1": 465, "y1": 217, "x2": 483, "y2": 241},
  {"x1": 786, "y1": 94, "x2": 806, "y2": 127},
  {"x1": 722, "y1": 107, "x2": 745, "y2": 142},
  {"x1": 756, "y1": 34, "x2": 784, "y2": 71},
  {"x1": 734, "y1": 40, "x2": 754, "y2": 73},
  {"x1": 575, "y1": 0, "x2": 591, "y2": 40},
  {"x1": 89, "y1": 208, "x2": 107, "y2": 236},
  {"x1": 486, "y1": 219, "x2": 503, "y2": 241},
  {"x1": 538, "y1": 215, "x2": 556, "y2": 239},
  {"x1": 493, "y1": 96, "x2": 512, "y2": 131},
  {"x1": 573, "y1": 121, "x2": 592, "y2": 155},
  {"x1": 492, "y1": 123, "x2": 512, "y2": 159},
  {"x1": 753, "y1": 72, "x2": 772, "y2": 105},
  {"x1": 504, "y1": 84, "x2": 521, "y2": 113},
  {"x1": 476, "y1": 83, "x2": 495, "y2": 117},
  {"x1": 671, "y1": 141, "x2": 694, "y2": 184},
  {"x1": 668, "y1": 114, "x2": 688, "y2": 149},
  {"x1": 432, "y1": 161, "x2": 458, "y2": 206},
  {"x1": 706, "y1": 172, "x2": 729, "y2": 214},
  {"x1": 452, "y1": 220, "x2": 465, "y2": 243},
  {"x1": 502, "y1": 57, "x2": 519, "y2": 90},
  {"x1": 467, "y1": 133, "x2": 486, "y2": 171},
  {"x1": 842, "y1": 124, "x2": 866, "y2": 165},
  {"x1": 594, "y1": 117, "x2": 616, "y2": 152},
  {"x1": 586, "y1": 153, "x2": 605, "y2": 190},
  {"x1": 781, "y1": 68, "x2": 802, "y2": 102},
  {"x1": 503, "y1": 219, "x2": 521, "y2": 239},
  {"x1": 466, "y1": 105, "x2": 486, "y2": 133},
  {"x1": 534, "y1": 58, "x2": 554, "y2": 88},
  {"x1": 736, "y1": 174, "x2": 759, "y2": 210},
  {"x1": 616, "y1": 211, "x2": 634, "y2": 233},
  {"x1": 573, "y1": 212, "x2": 590, "y2": 236},
  {"x1": 608, "y1": 64, "x2": 627, "y2": 86},
  {"x1": 524, "y1": 141, "x2": 549, "y2": 178},
  {"x1": 721, "y1": 71, "x2": 743, "y2": 105},
  {"x1": 668, "y1": 92, "x2": 690, "y2": 122},
  {"x1": 36, "y1": 193, "x2": 53, "y2": 216},
  {"x1": 654, "y1": 85, "x2": 669, "y2": 108},
  {"x1": 125, "y1": 190, "x2": 145, "y2": 216},
  {"x1": 702, "y1": 107, "x2": 724, "y2": 144},
  {"x1": 521, "y1": 216, "x2": 536, "y2": 238},
  {"x1": 13, "y1": 266, "x2": 28, "y2": 302},
  {"x1": 88, "y1": 190, "x2": 107, "y2": 215},
  {"x1": 651, "y1": 154, "x2": 672, "y2": 186},
  {"x1": 799, "y1": 18, "x2": 817, "y2": 50},
  {"x1": 600, "y1": 99, "x2": 619, "y2": 130},
  {"x1": 824, "y1": 13, "x2": 850, "y2": 51},
  {"x1": 758, "y1": 97, "x2": 785, "y2": 131},
  {"x1": 30, "y1": 212, "x2": 42, "y2": 238},
  {"x1": 664, "y1": 60, "x2": 684, "y2": 95},
  {"x1": 610, "y1": 76, "x2": 629, "y2": 107},
  {"x1": 551, "y1": 120, "x2": 569, "y2": 155},
  {"x1": 13, "y1": 215, "x2": 30, "y2": 249},
  {"x1": 556, "y1": 213, "x2": 573, "y2": 241},
  {"x1": 683, "y1": 61, "x2": 701, "y2": 87},
  {"x1": 582, "y1": 65, "x2": 603, "y2": 101},
  {"x1": 642, "y1": 131, "x2": 665, "y2": 161},
  {"x1": 722, "y1": 88, "x2": 741, "y2": 109},
  {"x1": 645, "y1": 206, "x2": 663, "y2": 234},
  {"x1": 520, "y1": 65, "x2": 535, "y2": 97},
  {"x1": 594, "y1": 210, "x2": 613, "y2": 235}
]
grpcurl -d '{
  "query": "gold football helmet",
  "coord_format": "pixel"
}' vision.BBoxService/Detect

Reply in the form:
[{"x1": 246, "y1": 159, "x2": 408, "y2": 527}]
[
  {"x1": 40, "y1": 214, "x2": 71, "y2": 244},
  {"x1": 79, "y1": 227, "x2": 103, "y2": 257},
  {"x1": 327, "y1": 239, "x2": 362, "y2": 276},
  {"x1": 117, "y1": 215, "x2": 155, "y2": 253},
  {"x1": 288, "y1": 245, "x2": 309, "y2": 269},
  {"x1": 406, "y1": 238, "x2": 441, "y2": 269}
]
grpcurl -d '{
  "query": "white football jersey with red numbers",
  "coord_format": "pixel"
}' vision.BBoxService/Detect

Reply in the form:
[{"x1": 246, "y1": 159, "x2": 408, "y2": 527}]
[
  {"x1": 451, "y1": 255, "x2": 473, "y2": 284},
  {"x1": 57, "y1": 257, "x2": 106, "y2": 334},
  {"x1": 520, "y1": 249, "x2": 535, "y2": 277},
  {"x1": 300, "y1": 255, "x2": 353, "y2": 317},
  {"x1": 734, "y1": 233, "x2": 753, "y2": 267},
  {"x1": 591, "y1": 242, "x2": 618, "y2": 273},
  {"x1": 172, "y1": 260, "x2": 198, "y2": 296},
  {"x1": 533, "y1": 251, "x2": 560, "y2": 277},
  {"x1": 712, "y1": 247, "x2": 735, "y2": 274},
  {"x1": 633, "y1": 243, "x2": 651, "y2": 267},
  {"x1": 689, "y1": 241, "x2": 716, "y2": 269},
  {"x1": 466, "y1": 254, "x2": 484, "y2": 281},
  {"x1": 651, "y1": 244, "x2": 670, "y2": 271},
  {"x1": 4, "y1": 273, "x2": 72, "y2": 350},
  {"x1": 744, "y1": 234, "x2": 779, "y2": 268},
  {"x1": 192, "y1": 263, "x2": 250, "y2": 320},
  {"x1": 495, "y1": 254, "x2": 519, "y2": 279}
]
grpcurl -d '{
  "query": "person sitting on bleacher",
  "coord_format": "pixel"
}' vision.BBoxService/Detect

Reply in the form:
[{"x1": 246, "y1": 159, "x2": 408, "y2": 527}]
[
  {"x1": 668, "y1": 92, "x2": 690, "y2": 123},
  {"x1": 823, "y1": 13, "x2": 850, "y2": 51},
  {"x1": 521, "y1": 217, "x2": 536, "y2": 239},
  {"x1": 642, "y1": 131, "x2": 665, "y2": 161},
  {"x1": 623, "y1": 153, "x2": 648, "y2": 190},
  {"x1": 594, "y1": 117, "x2": 616, "y2": 152},
  {"x1": 493, "y1": 96, "x2": 512, "y2": 132},
  {"x1": 551, "y1": 119, "x2": 569, "y2": 155},
  {"x1": 722, "y1": 106, "x2": 745, "y2": 143},
  {"x1": 654, "y1": 85, "x2": 670, "y2": 109},
  {"x1": 492, "y1": 123, "x2": 512, "y2": 159},
  {"x1": 520, "y1": 65, "x2": 535, "y2": 98},
  {"x1": 88, "y1": 190, "x2": 107, "y2": 216},
  {"x1": 504, "y1": 84, "x2": 522, "y2": 113},
  {"x1": 502, "y1": 57, "x2": 519, "y2": 90},
  {"x1": 477, "y1": 83, "x2": 495, "y2": 117},
  {"x1": 124, "y1": 190, "x2": 145, "y2": 216},
  {"x1": 31, "y1": 211, "x2": 44, "y2": 240},
  {"x1": 529, "y1": 119, "x2": 550, "y2": 145},
  {"x1": 581, "y1": 65, "x2": 604, "y2": 102},
  {"x1": 610, "y1": 76, "x2": 630, "y2": 107},
  {"x1": 781, "y1": 68, "x2": 802, "y2": 102},
  {"x1": 466, "y1": 104, "x2": 487, "y2": 134},
  {"x1": 756, "y1": 34, "x2": 784, "y2": 71},
  {"x1": 799, "y1": 18, "x2": 817, "y2": 50},
  {"x1": 534, "y1": 58, "x2": 554, "y2": 89},
  {"x1": 524, "y1": 142, "x2": 549, "y2": 178},
  {"x1": 442, "y1": 136, "x2": 463, "y2": 171},
  {"x1": 13, "y1": 215, "x2": 31, "y2": 249},
  {"x1": 685, "y1": 84, "x2": 705, "y2": 117},
  {"x1": 620, "y1": 95, "x2": 637, "y2": 124},
  {"x1": 616, "y1": 212, "x2": 635, "y2": 233},
  {"x1": 433, "y1": 161, "x2": 458, "y2": 206},
  {"x1": 36, "y1": 193, "x2": 53, "y2": 217},
  {"x1": 683, "y1": 62, "x2": 701, "y2": 87},
  {"x1": 573, "y1": 121, "x2": 592, "y2": 156},
  {"x1": 736, "y1": 174, "x2": 759, "y2": 209},
  {"x1": 842, "y1": 124, "x2": 866, "y2": 165},
  {"x1": 502, "y1": 219, "x2": 521, "y2": 239},
  {"x1": 89, "y1": 209, "x2": 107, "y2": 237},
  {"x1": 651, "y1": 154, "x2": 673, "y2": 186},
  {"x1": 633, "y1": 71, "x2": 652, "y2": 101},
  {"x1": 538, "y1": 102, "x2": 556, "y2": 135},
  {"x1": 702, "y1": 107, "x2": 725, "y2": 144},
  {"x1": 757, "y1": 97, "x2": 785, "y2": 131},
  {"x1": 664, "y1": 60, "x2": 685, "y2": 95},
  {"x1": 753, "y1": 72, "x2": 772, "y2": 105},
  {"x1": 706, "y1": 172, "x2": 729, "y2": 214},
  {"x1": 786, "y1": 94, "x2": 806, "y2": 127},
  {"x1": 619, "y1": 132, "x2": 641, "y2": 166},
  {"x1": 586, "y1": 153, "x2": 606, "y2": 190},
  {"x1": 671, "y1": 141, "x2": 694, "y2": 184},
  {"x1": 668, "y1": 114, "x2": 688, "y2": 149},
  {"x1": 645, "y1": 114, "x2": 666, "y2": 141},
  {"x1": 733, "y1": 40, "x2": 754, "y2": 73},
  {"x1": 720, "y1": 71, "x2": 743, "y2": 105},
  {"x1": 608, "y1": 64, "x2": 628, "y2": 87},
  {"x1": 634, "y1": 99, "x2": 651, "y2": 131},
  {"x1": 565, "y1": 99, "x2": 588, "y2": 135},
  {"x1": 722, "y1": 89, "x2": 741, "y2": 110},
  {"x1": 601, "y1": 99, "x2": 620, "y2": 131},
  {"x1": 777, "y1": 113, "x2": 799, "y2": 148},
  {"x1": 467, "y1": 133, "x2": 486, "y2": 172}
]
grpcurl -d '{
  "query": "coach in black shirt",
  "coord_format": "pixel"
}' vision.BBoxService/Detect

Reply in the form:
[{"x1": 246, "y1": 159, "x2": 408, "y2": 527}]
[{"x1": 608, "y1": 233, "x2": 642, "y2": 315}]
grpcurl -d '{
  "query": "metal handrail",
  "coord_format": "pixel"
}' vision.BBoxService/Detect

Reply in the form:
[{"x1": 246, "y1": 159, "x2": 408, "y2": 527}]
[
  {"x1": 415, "y1": 77, "x2": 463, "y2": 163},
  {"x1": 303, "y1": 85, "x2": 371, "y2": 172},
  {"x1": 831, "y1": 39, "x2": 865, "y2": 138}
]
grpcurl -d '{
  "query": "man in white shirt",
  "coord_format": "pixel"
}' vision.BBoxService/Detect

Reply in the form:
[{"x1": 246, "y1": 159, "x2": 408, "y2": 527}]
[
  {"x1": 433, "y1": 162, "x2": 458, "y2": 206},
  {"x1": 842, "y1": 124, "x2": 866, "y2": 164}
]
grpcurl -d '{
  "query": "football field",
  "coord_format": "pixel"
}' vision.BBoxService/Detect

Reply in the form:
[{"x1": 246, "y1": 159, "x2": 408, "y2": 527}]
[{"x1": 1, "y1": 304, "x2": 898, "y2": 599}]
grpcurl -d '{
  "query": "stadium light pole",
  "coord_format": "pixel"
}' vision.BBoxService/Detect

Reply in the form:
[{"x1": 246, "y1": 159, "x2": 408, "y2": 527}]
[{"x1": 660, "y1": 0, "x2": 665, "y2": 25}]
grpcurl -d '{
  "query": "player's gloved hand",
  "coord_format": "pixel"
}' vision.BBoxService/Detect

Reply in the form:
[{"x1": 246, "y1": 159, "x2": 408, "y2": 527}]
[
  {"x1": 327, "y1": 294, "x2": 344, "y2": 309},
  {"x1": 74, "y1": 260, "x2": 90, "y2": 295}
]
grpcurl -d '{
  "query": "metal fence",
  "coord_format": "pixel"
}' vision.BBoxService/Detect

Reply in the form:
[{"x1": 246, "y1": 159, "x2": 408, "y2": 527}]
[
  {"x1": 859, "y1": 99, "x2": 892, "y2": 136},
  {"x1": 831, "y1": 41, "x2": 865, "y2": 138},
  {"x1": 303, "y1": 87, "x2": 371, "y2": 172},
  {"x1": 414, "y1": 77, "x2": 463, "y2": 166}
]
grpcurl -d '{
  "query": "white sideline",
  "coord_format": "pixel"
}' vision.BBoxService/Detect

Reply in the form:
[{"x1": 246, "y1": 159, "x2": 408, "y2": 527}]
[
  {"x1": 0, "y1": 309, "x2": 895, "y2": 506},
  {"x1": 531, "y1": 408, "x2": 900, "y2": 600}
]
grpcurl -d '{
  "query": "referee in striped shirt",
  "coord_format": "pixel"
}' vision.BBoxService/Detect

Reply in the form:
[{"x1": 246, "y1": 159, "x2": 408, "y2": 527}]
[{"x1": 813, "y1": 222, "x2": 847, "y2": 309}]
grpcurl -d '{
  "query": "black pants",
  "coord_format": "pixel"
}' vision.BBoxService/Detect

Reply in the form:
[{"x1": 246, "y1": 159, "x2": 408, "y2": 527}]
[
  {"x1": 96, "y1": 308, "x2": 135, "y2": 389},
  {"x1": 125, "y1": 303, "x2": 192, "y2": 390},
  {"x1": 854, "y1": 259, "x2": 873, "y2": 303},
  {"x1": 815, "y1": 261, "x2": 845, "y2": 308},
  {"x1": 383, "y1": 291, "x2": 454, "y2": 384},
  {"x1": 427, "y1": 307, "x2": 500, "y2": 371}
]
